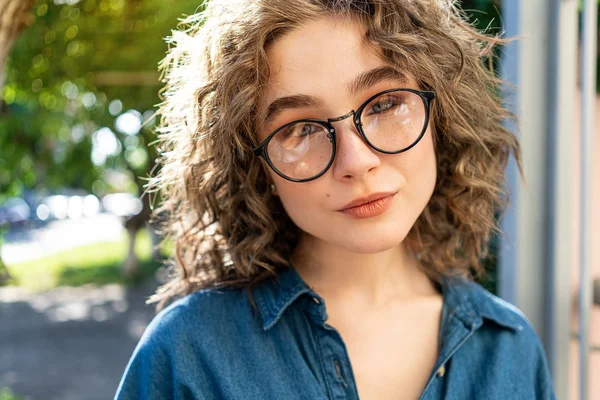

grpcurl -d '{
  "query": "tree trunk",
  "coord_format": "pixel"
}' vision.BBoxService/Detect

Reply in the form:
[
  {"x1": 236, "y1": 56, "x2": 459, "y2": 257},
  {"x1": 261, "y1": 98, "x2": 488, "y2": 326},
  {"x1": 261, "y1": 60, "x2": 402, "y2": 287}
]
[
  {"x1": 0, "y1": 252, "x2": 11, "y2": 285},
  {"x1": 0, "y1": 0, "x2": 34, "y2": 283},
  {"x1": 122, "y1": 190, "x2": 152, "y2": 278},
  {"x1": 119, "y1": 0, "x2": 161, "y2": 278},
  {"x1": 0, "y1": 0, "x2": 35, "y2": 93},
  {"x1": 122, "y1": 222, "x2": 139, "y2": 278}
]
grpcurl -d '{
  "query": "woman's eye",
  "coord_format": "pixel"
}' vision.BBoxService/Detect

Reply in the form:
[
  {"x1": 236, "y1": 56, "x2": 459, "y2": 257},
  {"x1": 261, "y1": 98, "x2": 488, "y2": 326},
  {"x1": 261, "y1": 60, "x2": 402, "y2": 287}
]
[
  {"x1": 295, "y1": 123, "x2": 317, "y2": 137},
  {"x1": 281, "y1": 123, "x2": 318, "y2": 139},
  {"x1": 371, "y1": 98, "x2": 395, "y2": 113}
]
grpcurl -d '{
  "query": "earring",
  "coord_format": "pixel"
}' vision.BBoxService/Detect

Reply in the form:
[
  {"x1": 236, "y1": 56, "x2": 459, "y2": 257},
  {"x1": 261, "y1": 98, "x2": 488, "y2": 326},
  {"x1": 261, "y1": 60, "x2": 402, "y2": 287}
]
[{"x1": 270, "y1": 184, "x2": 278, "y2": 195}]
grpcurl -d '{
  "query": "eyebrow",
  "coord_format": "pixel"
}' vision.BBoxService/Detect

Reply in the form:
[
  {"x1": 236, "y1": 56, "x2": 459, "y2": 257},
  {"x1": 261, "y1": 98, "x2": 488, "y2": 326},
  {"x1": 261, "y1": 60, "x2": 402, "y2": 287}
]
[
  {"x1": 347, "y1": 66, "x2": 408, "y2": 97},
  {"x1": 263, "y1": 95, "x2": 325, "y2": 127},
  {"x1": 262, "y1": 66, "x2": 408, "y2": 126}
]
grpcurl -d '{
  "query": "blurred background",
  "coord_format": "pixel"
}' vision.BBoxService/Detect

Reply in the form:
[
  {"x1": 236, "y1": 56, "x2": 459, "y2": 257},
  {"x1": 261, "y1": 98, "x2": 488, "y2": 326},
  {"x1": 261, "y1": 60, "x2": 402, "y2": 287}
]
[{"x1": 0, "y1": 0, "x2": 597, "y2": 399}]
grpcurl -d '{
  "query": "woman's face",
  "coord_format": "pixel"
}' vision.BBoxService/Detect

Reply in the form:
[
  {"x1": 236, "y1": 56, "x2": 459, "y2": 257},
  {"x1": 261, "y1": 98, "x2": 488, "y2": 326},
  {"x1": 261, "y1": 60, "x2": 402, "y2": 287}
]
[{"x1": 257, "y1": 16, "x2": 437, "y2": 254}]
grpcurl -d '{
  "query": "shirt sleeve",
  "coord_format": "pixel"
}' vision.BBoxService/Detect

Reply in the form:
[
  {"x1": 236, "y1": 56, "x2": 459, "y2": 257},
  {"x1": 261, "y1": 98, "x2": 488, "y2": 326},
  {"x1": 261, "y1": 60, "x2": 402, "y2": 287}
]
[
  {"x1": 533, "y1": 337, "x2": 557, "y2": 400},
  {"x1": 114, "y1": 325, "x2": 182, "y2": 400},
  {"x1": 114, "y1": 302, "x2": 202, "y2": 400}
]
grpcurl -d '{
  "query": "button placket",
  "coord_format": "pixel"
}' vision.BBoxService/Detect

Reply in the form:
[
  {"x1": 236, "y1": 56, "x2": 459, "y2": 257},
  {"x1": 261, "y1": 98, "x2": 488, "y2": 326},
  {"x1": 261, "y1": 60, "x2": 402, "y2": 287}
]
[{"x1": 304, "y1": 293, "x2": 359, "y2": 399}]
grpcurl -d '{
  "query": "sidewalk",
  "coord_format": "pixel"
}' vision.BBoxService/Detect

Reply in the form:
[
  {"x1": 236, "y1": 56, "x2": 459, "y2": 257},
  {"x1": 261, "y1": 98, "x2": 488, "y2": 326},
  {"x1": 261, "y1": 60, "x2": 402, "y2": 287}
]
[{"x1": 0, "y1": 279, "x2": 159, "y2": 400}]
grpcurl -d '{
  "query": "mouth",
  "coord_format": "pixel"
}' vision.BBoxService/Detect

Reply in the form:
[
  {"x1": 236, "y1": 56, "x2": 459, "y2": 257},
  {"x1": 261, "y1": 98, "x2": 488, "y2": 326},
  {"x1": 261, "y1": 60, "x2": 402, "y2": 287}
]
[
  {"x1": 338, "y1": 192, "x2": 397, "y2": 219},
  {"x1": 338, "y1": 191, "x2": 398, "y2": 211}
]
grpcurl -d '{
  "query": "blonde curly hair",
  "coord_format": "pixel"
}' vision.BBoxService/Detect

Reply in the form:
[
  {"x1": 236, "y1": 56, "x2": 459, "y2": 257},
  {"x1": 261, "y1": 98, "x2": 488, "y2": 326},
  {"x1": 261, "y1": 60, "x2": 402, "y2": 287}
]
[{"x1": 148, "y1": 0, "x2": 521, "y2": 310}]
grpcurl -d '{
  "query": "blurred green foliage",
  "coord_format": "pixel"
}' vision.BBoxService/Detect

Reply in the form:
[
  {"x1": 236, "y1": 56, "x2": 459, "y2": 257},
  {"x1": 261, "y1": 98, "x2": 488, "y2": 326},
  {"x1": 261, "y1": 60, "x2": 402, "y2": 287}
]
[
  {"x1": 578, "y1": 0, "x2": 600, "y2": 10},
  {"x1": 0, "y1": 387, "x2": 27, "y2": 400},
  {"x1": 461, "y1": 0, "x2": 503, "y2": 33},
  {"x1": 1, "y1": 0, "x2": 204, "y2": 204}
]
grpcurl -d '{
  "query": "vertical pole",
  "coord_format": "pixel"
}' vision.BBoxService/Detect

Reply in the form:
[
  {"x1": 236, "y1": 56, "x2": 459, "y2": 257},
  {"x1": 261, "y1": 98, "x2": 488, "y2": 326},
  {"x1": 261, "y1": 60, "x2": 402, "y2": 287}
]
[
  {"x1": 579, "y1": 1, "x2": 597, "y2": 398},
  {"x1": 500, "y1": 1, "x2": 577, "y2": 398},
  {"x1": 548, "y1": 2, "x2": 578, "y2": 399},
  {"x1": 499, "y1": 0, "x2": 552, "y2": 341}
]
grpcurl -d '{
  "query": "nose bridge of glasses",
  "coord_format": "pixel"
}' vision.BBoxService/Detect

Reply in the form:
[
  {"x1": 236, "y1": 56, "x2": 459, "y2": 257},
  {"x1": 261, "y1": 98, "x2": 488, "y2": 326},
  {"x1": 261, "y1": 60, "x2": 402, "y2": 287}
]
[
  {"x1": 327, "y1": 109, "x2": 356, "y2": 124},
  {"x1": 326, "y1": 110, "x2": 361, "y2": 138}
]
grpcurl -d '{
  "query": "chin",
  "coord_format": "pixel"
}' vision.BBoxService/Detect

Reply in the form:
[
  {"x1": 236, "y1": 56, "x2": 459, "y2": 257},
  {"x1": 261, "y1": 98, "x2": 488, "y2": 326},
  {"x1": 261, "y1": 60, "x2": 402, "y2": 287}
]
[{"x1": 331, "y1": 231, "x2": 409, "y2": 254}]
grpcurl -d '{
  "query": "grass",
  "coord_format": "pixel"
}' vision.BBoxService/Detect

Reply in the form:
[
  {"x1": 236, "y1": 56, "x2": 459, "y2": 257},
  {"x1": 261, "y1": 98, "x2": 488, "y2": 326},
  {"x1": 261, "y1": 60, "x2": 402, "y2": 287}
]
[
  {"x1": 5, "y1": 229, "x2": 172, "y2": 292},
  {"x1": 0, "y1": 388, "x2": 27, "y2": 400}
]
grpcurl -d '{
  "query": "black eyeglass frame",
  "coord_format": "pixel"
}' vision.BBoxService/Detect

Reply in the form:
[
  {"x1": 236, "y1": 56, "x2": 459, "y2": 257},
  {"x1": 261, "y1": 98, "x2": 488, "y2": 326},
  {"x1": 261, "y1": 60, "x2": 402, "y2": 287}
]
[{"x1": 253, "y1": 88, "x2": 436, "y2": 183}]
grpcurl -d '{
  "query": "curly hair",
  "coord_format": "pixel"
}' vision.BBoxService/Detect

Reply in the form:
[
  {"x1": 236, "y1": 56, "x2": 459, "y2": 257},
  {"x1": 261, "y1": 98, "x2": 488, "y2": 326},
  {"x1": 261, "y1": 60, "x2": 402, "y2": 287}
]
[{"x1": 147, "y1": 0, "x2": 521, "y2": 310}]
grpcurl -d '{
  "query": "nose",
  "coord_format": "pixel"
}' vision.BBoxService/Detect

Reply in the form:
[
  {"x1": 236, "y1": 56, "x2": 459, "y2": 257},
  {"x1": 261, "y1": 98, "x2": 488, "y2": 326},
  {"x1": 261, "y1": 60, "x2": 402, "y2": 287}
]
[{"x1": 330, "y1": 117, "x2": 381, "y2": 181}]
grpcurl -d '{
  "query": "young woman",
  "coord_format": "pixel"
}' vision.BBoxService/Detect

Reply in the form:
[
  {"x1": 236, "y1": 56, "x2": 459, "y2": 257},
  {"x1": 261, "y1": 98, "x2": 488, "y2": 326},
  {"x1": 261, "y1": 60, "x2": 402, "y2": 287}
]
[{"x1": 115, "y1": 0, "x2": 556, "y2": 399}]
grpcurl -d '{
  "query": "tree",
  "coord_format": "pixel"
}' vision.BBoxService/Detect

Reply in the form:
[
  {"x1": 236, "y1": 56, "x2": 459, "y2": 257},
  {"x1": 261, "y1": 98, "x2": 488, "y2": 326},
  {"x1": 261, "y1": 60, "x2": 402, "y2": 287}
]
[
  {"x1": 0, "y1": 0, "x2": 35, "y2": 92},
  {"x1": 0, "y1": 0, "x2": 35, "y2": 284},
  {"x1": 1, "y1": 0, "x2": 202, "y2": 278}
]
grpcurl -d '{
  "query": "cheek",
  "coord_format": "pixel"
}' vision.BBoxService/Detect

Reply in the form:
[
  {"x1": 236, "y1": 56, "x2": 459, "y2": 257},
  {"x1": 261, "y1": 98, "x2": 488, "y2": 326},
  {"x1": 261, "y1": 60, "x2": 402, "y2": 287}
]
[
  {"x1": 420, "y1": 129, "x2": 437, "y2": 178},
  {"x1": 272, "y1": 178, "x2": 327, "y2": 230},
  {"x1": 418, "y1": 132, "x2": 438, "y2": 202},
  {"x1": 395, "y1": 128, "x2": 437, "y2": 199}
]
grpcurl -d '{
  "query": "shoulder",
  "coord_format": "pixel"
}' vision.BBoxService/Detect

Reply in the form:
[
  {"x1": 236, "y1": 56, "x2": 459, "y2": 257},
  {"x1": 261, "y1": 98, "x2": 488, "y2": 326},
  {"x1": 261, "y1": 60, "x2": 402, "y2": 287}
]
[
  {"x1": 115, "y1": 286, "x2": 256, "y2": 399},
  {"x1": 124, "y1": 285, "x2": 263, "y2": 371},
  {"x1": 444, "y1": 276, "x2": 534, "y2": 334},
  {"x1": 457, "y1": 279, "x2": 555, "y2": 394},
  {"x1": 463, "y1": 279, "x2": 543, "y2": 348},
  {"x1": 442, "y1": 278, "x2": 555, "y2": 397},
  {"x1": 443, "y1": 276, "x2": 550, "y2": 365},
  {"x1": 139, "y1": 286, "x2": 255, "y2": 350},
  {"x1": 467, "y1": 280, "x2": 530, "y2": 330}
]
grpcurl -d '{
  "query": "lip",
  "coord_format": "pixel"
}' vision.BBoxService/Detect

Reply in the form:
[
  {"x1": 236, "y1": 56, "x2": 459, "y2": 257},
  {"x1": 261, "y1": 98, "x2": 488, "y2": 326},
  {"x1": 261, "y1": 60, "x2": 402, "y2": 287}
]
[
  {"x1": 338, "y1": 191, "x2": 397, "y2": 219},
  {"x1": 338, "y1": 191, "x2": 397, "y2": 212}
]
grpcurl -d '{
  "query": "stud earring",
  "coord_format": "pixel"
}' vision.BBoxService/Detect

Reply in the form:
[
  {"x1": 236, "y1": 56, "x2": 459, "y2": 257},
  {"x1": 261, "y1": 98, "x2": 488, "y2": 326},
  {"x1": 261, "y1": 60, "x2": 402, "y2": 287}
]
[{"x1": 270, "y1": 184, "x2": 278, "y2": 195}]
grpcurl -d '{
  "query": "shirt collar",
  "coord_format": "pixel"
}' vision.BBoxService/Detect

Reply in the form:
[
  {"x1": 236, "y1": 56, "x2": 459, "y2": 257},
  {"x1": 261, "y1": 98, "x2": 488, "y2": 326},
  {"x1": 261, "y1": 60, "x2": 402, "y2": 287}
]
[
  {"x1": 440, "y1": 274, "x2": 525, "y2": 331},
  {"x1": 252, "y1": 265, "x2": 524, "y2": 332},
  {"x1": 252, "y1": 265, "x2": 316, "y2": 331}
]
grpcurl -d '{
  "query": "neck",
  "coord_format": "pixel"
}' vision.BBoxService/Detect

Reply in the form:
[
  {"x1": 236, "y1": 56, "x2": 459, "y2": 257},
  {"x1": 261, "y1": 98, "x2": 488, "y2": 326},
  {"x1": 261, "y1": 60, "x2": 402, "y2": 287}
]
[{"x1": 290, "y1": 233, "x2": 440, "y2": 309}]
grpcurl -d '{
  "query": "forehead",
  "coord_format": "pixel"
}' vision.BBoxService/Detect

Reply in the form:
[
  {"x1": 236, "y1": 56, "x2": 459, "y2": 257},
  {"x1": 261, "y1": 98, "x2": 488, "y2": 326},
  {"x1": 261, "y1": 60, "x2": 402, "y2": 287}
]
[{"x1": 263, "y1": 16, "x2": 389, "y2": 104}]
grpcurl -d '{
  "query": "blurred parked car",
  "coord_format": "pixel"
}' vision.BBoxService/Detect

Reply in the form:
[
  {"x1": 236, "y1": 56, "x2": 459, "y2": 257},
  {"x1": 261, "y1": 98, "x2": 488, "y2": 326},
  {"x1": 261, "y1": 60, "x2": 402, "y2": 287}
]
[
  {"x1": 1, "y1": 190, "x2": 141, "y2": 229},
  {"x1": 36, "y1": 193, "x2": 101, "y2": 221},
  {"x1": 0, "y1": 197, "x2": 31, "y2": 228},
  {"x1": 101, "y1": 193, "x2": 142, "y2": 217}
]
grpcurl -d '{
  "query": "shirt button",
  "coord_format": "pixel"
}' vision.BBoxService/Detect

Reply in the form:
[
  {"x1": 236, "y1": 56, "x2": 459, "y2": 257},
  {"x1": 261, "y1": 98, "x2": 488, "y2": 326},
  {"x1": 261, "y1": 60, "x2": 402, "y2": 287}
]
[
  {"x1": 437, "y1": 365, "x2": 446, "y2": 378},
  {"x1": 312, "y1": 296, "x2": 321, "y2": 304}
]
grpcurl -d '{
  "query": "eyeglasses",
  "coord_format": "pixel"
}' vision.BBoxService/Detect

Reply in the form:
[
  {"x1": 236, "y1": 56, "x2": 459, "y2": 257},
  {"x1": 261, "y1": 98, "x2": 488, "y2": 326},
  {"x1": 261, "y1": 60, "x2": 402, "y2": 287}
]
[{"x1": 253, "y1": 88, "x2": 436, "y2": 182}]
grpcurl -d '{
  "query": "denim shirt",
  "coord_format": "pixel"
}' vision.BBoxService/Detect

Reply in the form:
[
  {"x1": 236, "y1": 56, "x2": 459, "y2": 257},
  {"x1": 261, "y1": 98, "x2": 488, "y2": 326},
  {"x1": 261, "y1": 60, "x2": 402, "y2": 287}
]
[{"x1": 115, "y1": 266, "x2": 556, "y2": 399}]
